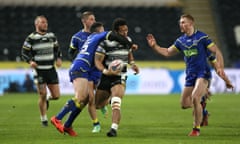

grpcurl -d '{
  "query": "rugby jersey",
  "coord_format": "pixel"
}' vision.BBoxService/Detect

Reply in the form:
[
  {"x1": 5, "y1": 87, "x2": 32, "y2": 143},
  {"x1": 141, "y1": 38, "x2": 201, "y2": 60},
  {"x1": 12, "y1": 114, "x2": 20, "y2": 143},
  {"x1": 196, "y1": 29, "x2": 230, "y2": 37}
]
[{"x1": 22, "y1": 32, "x2": 62, "y2": 70}]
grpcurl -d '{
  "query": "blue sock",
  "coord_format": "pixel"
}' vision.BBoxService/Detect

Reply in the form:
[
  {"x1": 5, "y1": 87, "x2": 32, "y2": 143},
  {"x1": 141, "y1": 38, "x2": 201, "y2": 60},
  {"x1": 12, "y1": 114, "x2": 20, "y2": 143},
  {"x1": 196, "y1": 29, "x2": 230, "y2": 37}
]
[
  {"x1": 201, "y1": 96, "x2": 207, "y2": 115},
  {"x1": 203, "y1": 109, "x2": 208, "y2": 116},
  {"x1": 64, "y1": 107, "x2": 81, "y2": 128},
  {"x1": 56, "y1": 99, "x2": 75, "y2": 120}
]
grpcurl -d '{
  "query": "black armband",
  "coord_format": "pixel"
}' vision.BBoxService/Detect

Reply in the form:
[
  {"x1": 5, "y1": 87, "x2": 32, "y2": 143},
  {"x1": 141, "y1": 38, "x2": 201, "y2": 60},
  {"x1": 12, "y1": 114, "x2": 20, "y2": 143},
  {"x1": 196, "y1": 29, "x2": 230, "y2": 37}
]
[
  {"x1": 21, "y1": 49, "x2": 32, "y2": 63},
  {"x1": 68, "y1": 48, "x2": 78, "y2": 62},
  {"x1": 107, "y1": 31, "x2": 133, "y2": 47}
]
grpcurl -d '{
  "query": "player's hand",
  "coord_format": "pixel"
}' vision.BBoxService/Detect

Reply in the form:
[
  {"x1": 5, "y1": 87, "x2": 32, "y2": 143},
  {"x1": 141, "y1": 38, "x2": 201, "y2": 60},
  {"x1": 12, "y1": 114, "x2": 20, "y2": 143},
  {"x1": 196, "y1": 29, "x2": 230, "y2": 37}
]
[
  {"x1": 131, "y1": 44, "x2": 138, "y2": 51},
  {"x1": 146, "y1": 34, "x2": 157, "y2": 48},
  {"x1": 29, "y1": 61, "x2": 37, "y2": 68},
  {"x1": 225, "y1": 81, "x2": 234, "y2": 90},
  {"x1": 56, "y1": 58, "x2": 62, "y2": 67},
  {"x1": 109, "y1": 68, "x2": 121, "y2": 75},
  {"x1": 131, "y1": 64, "x2": 139, "y2": 75},
  {"x1": 103, "y1": 69, "x2": 121, "y2": 76}
]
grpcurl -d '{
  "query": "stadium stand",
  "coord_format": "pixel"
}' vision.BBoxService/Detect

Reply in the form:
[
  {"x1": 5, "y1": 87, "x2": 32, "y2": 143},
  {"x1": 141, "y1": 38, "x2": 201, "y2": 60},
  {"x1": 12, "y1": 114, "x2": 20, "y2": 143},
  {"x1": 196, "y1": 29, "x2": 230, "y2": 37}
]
[
  {"x1": 0, "y1": 5, "x2": 183, "y2": 61},
  {"x1": 0, "y1": 0, "x2": 239, "y2": 67},
  {"x1": 211, "y1": 0, "x2": 240, "y2": 67}
]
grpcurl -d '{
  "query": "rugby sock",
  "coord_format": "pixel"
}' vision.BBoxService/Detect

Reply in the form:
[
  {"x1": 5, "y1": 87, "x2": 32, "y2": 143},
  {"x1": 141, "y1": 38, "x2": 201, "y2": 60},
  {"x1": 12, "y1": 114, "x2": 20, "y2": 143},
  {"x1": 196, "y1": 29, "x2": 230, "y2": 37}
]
[
  {"x1": 56, "y1": 99, "x2": 75, "y2": 120},
  {"x1": 47, "y1": 95, "x2": 52, "y2": 100},
  {"x1": 93, "y1": 118, "x2": 100, "y2": 126},
  {"x1": 111, "y1": 123, "x2": 118, "y2": 130},
  {"x1": 64, "y1": 107, "x2": 81, "y2": 128},
  {"x1": 193, "y1": 126, "x2": 200, "y2": 131},
  {"x1": 201, "y1": 96, "x2": 208, "y2": 116},
  {"x1": 40, "y1": 115, "x2": 48, "y2": 121}
]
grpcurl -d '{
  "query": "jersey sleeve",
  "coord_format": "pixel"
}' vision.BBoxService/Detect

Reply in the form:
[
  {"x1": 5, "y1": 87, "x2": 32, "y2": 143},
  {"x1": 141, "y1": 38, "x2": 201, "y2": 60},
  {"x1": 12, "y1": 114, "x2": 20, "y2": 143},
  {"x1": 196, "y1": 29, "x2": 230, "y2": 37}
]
[
  {"x1": 106, "y1": 31, "x2": 133, "y2": 47},
  {"x1": 173, "y1": 39, "x2": 181, "y2": 51},
  {"x1": 52, "y1": 34, "x2": 62, "y2": 60},
  {"x1": 68, "y1": 35, "x2": 79, "y2": 61},
  {"x1": 21, "y1": 35, "x2": 33, "y2": 63},
  {"x1": 96, "y1": 41, "x2": 106, "y2": 55}
]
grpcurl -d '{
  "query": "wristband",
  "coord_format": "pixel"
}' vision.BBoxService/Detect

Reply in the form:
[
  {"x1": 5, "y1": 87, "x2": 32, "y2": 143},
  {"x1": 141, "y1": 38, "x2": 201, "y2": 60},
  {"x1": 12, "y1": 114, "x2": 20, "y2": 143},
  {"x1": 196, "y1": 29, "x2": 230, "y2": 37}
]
[
  {"x1": 130, "y1": 61, "x2": 135, "y2": 66},
  {"x1": 102, "y1": 69, "x2": 108, "y2": 75}
]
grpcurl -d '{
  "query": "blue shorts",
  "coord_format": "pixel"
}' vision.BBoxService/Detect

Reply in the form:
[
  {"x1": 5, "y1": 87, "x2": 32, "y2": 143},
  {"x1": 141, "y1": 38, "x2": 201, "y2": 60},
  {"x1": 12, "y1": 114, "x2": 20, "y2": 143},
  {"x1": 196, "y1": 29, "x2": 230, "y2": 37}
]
[
  {"x1": 88, "y1": 67, "x2": 102, "y2": 85},
  {"x1": 69, "y1": 60, "x2": 90, "y2": 82},
  {"x1": 185, "y1": 70, "x2": 212, "y2": 87}
]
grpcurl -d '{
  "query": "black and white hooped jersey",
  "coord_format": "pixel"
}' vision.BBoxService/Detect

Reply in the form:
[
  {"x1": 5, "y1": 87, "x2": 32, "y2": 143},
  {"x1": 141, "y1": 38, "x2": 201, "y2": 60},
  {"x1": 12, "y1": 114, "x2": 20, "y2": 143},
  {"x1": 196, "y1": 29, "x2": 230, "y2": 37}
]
[
  {"x1": 21, "y1": 32, "x2": 62, "y2": 70},
  {"x1": 96, "y1": 37, "x2": 132, "y2": 71}
]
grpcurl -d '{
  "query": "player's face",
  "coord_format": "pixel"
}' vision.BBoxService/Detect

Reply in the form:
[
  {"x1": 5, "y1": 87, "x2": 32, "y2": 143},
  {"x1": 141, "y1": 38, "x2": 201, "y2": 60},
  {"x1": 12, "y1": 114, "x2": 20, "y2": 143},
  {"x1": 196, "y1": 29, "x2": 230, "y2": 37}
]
[
  {"x1": 179, "y1": 17, "x2": 192, "y2": 33},
  {"x1": 96, "y1": 26, "x2": 104, "y2": 33},
  {"x1": 117, "y1": 25, "x2": 128, "y2": 37},
  {"x1": 36, "y1": 17, "x2": 48, "y2": 33},
  {"x1": 85, "y1": 15, "x2": 96, "y2": 28}
]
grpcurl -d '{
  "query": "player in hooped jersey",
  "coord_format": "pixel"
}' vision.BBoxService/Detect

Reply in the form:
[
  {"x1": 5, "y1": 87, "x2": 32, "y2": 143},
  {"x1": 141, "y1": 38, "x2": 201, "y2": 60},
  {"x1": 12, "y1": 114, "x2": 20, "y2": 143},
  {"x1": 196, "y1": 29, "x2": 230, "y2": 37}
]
[
  {"x1": 51, "y1": 22, "x2": 136, "y2": 136},
  {"x1": 94, "y1": 18, "x2": 139, "y2": 137},
  {"x1": 21, "y1": 15, "x2": 62, "y2": 127}
]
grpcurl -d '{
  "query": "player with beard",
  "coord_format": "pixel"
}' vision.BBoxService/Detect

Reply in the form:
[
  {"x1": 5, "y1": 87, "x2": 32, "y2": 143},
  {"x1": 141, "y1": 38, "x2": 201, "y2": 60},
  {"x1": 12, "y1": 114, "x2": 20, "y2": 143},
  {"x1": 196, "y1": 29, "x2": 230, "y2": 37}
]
[{"x1": 22, "y1": 15, "x2": 62, "y2": 127}]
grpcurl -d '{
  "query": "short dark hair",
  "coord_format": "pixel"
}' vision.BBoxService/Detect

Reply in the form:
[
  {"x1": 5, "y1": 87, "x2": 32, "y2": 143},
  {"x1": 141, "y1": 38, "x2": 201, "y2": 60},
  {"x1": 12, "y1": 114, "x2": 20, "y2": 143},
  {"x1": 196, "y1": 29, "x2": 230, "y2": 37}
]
[
  {"x1": 90, "y1": 22, "x2": 103, "y2": 33},
  {"x1": 112, "y1": 18, "x2": 127, "y2": 32}
]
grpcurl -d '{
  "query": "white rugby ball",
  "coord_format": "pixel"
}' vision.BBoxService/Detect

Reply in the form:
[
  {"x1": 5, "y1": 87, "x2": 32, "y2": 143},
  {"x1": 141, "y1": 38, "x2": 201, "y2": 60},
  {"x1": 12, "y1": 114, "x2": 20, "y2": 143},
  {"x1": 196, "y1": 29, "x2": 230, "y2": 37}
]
[{"x1": 108, "y1": 59, "x2": 124, "y2": 71}]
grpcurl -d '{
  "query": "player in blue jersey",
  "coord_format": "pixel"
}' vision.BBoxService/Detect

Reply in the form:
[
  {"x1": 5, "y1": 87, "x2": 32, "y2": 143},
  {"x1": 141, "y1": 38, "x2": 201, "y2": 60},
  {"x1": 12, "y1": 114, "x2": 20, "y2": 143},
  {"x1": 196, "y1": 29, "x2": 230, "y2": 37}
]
[
  {"x1": 51, "y1": 22, "x2": 134, "y2": 136},
  {"x1": 65, "y1": 11, "x2": 102, "y2": 133},
  {"x1": 146, "y1": 14, "x2": 233, "y2": 136}
]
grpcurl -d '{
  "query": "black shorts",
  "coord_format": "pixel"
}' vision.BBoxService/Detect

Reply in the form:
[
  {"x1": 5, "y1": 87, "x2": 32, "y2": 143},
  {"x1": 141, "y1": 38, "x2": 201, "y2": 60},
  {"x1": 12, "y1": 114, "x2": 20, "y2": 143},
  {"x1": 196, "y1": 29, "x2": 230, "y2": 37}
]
[
  {"x1": 33, "y1": 68, "x2": 59, "y2": 84},
  {"x1": 97, "y1": 73, "x2": 127, "y2": 92}
]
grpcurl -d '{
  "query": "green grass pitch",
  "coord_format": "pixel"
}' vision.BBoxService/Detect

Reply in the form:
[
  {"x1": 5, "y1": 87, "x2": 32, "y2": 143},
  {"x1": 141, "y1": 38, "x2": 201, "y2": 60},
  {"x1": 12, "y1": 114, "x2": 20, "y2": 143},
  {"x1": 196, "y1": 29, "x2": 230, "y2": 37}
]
[{"x1": 0, "y1": 93, "x2": 239, "y2": 144}]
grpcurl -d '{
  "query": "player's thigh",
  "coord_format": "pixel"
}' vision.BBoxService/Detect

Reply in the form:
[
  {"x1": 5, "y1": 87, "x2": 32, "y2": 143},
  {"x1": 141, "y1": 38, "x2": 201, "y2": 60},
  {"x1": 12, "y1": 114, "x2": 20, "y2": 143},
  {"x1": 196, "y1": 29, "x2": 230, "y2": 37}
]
[
  {"x1": 95, "y1": 89, "x2": 110, "y2": 108},
  {"x1": 36, "y1": 83, "x2": 48, "y2": 97},
  {"x1": 111, "y1": 84, "x2": 125, "y2": 98},
  {"x1": 73, "y1": 77, "x2": 88, "y2": 101},
  {"x1": 192, "y1": 78, "x2": 209, "y2": 100},
  {"x1": 181, "y1": 86, "x2": 194, "y2": 108},
  {"x1": 47, "y1": 84, "x2": 60, "y2": 98}
]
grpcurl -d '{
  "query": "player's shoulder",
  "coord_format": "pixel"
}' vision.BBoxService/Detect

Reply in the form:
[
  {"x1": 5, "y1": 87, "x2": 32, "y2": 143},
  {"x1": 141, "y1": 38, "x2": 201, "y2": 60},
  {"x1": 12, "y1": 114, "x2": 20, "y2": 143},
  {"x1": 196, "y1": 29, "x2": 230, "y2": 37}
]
[
  {"x1": 195, "y1": 30, "x2": 208, "y2": 36},
  {"x1": 126, "y1": 36, "x2": 132, "y2": 42},
  {"x1": 46, "y1": 32, "x2": 56, "y2": 37},
  {"x1": 101, "y1": 39, "x2": 119, "y2": 47},
  {"x1": 194, "y1": 30, "x2": 209, "y2": 40},
  {"x1": 75, "y1": 30, "x2": 90, "y2": 37},
  {"x1": 27, "y1": 32, "x2": 42, "y2": 41},
  {"x1": 27, "y1": 32, "x2": 37, "y2": 39}
]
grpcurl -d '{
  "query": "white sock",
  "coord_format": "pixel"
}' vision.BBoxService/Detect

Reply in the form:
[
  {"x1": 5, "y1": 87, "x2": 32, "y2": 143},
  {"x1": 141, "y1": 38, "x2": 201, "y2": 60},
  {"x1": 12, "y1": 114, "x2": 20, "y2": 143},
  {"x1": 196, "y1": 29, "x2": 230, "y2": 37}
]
[
  {"x1": 111, "y1": 123, "x2": 118, "y2": 130},
  {"x1": 47, "y1": 95, "x2": 52, "y2": 100},
  {"x1": 40, "y1": 115, "x2": 48, "y2": 121}
]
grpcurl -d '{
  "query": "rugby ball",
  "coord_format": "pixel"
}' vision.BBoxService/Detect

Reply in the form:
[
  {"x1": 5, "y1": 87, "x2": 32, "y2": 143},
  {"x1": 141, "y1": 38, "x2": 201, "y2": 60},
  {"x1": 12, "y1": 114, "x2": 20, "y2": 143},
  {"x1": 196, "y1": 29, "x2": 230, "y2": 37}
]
[{"x1": 108, "y1": 59, "x2": 124, "y2": 71}]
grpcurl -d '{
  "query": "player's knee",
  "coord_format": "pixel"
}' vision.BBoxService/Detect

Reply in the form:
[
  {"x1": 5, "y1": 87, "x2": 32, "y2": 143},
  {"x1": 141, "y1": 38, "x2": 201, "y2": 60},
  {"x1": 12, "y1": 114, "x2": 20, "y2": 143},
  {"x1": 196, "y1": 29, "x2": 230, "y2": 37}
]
[
  {"x1": 181, "y1": 102, "x2": 191, "y2": 109},
  {"x1": 49, "y1": 94, "x2": 60, "y2": 100},
  {"x1": 95, "y1": 105, "x2": 100, "y2": 109},
  {"x1": 111, "y1": 96, "x2": 121, "y2": 110},
  {"x1": 39, "y1": 91, "x2": 47, "y2": 98}
]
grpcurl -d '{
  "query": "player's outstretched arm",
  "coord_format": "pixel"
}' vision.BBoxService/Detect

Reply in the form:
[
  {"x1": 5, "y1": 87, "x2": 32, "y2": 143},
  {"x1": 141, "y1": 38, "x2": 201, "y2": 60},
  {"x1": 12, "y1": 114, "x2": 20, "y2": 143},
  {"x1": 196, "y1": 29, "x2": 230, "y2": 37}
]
[{"x1": 146, "y1": 34, "x2": 177, "y2": 57}]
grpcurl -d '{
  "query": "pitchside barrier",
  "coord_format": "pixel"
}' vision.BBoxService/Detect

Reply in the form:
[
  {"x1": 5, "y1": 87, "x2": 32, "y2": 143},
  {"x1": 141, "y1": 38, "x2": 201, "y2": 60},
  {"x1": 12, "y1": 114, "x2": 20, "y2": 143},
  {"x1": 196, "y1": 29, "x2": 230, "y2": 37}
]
[{"x1": 0, "y1": 68, "x2": 238, "y2": 96}]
